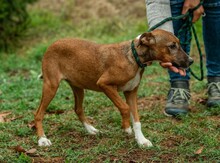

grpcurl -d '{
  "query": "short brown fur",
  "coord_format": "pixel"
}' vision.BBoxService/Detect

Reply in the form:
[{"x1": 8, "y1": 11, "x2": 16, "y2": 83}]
[{"x1": 35, "y1": 29, "x2": 193, "y2": 146}]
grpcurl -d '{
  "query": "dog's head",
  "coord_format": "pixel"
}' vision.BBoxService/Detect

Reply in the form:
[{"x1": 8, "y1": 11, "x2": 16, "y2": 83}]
[{"x1": 137, "y1": 29, "x2": 193, "y2": 70}]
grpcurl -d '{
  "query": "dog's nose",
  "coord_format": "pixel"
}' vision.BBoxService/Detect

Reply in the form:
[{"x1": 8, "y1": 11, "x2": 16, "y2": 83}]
[{"x1": 189, "y1": 57, "x2": 194, "y2": 66}]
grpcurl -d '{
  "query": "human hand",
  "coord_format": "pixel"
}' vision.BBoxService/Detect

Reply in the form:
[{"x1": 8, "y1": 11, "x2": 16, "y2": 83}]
[
  {"x1": 159, "y1": 62, "x2": 186, "y2": 76},
  {"x1": 182, "y1": 0, "x2": 204, "y2": 23}
]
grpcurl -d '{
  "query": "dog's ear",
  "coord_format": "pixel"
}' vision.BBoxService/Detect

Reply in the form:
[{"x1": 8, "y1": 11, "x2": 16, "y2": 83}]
[{"x1": 138, "y1": 32, "x2": 156, "y2": 46}]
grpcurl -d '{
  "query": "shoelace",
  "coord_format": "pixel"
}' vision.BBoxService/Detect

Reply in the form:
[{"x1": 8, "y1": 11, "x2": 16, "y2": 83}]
[
  {"x1": 169, "y1": 88, "x2": 191, "y2": 103},
  {"x1": 207, "y1": 82, "x2": 220, "y2": 97}
]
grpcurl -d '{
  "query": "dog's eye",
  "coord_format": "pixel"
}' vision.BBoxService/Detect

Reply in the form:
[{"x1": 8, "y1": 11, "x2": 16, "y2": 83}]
[{"x1": 169, "y1": 43, "x2": 176, "y2": 49}]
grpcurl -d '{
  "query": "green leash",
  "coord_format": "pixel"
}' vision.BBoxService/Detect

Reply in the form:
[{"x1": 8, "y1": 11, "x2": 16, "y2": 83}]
[{"x1": 148, "y1": 0, "x2": 204, "y2": 81}]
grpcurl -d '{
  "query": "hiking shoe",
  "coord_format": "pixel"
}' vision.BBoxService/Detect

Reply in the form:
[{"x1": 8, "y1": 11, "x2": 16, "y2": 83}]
[
  {"x1": 207, "y1": 77, "x2": 220, "y2": 107},
  {"x1": 165, "y1": 80, "x2": 191, "y2": 117}
]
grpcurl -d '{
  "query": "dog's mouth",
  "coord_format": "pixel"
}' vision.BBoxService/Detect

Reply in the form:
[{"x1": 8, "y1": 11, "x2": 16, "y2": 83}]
[{"x1": 172, "y1": 62, "x2": 188, "y2": 70}]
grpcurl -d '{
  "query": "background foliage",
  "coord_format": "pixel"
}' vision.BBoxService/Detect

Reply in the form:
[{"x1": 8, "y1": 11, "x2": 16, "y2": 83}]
[{"x1": 0, "y1": 0, "x2": 37, "y2": 52}]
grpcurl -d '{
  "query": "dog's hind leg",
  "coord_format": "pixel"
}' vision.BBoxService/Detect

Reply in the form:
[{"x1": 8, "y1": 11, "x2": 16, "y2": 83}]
[
  {"x1": 124, "y1": 88, "x2": 153, "y2": 147},
  {"x1": 35, "y1": 78, "x2": 60, "y2": 146},
  {"x1": 71, "y1": 86, "x2": 99, "y2": 135}
]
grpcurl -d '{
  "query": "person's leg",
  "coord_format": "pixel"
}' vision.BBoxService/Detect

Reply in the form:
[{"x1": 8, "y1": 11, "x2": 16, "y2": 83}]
[
  {"x1": 165, "y1": 0, "x2": 191, "y2": 116},
  {"x1": 146, "y1": 0, "x2": 191, "y2": 116},
  {"x1": 203, "y1": 0, "x2": 220, "y2": 107}
]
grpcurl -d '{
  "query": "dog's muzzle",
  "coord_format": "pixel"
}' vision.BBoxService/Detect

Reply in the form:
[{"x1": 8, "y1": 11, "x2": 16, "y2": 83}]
[{"x1": 188, "y1": 57, "x2": 194, "y2": 66}]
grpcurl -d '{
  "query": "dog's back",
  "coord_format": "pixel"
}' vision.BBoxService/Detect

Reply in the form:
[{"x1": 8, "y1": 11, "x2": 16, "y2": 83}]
[{"x1": 42, "y1": 38, "x2": 133, "y2": 91}]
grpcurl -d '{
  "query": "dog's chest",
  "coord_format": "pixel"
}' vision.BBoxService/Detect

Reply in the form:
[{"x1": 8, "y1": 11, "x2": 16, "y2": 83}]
[{"x1": 119, "y1": 68, "x2": 142, "y2": 92}]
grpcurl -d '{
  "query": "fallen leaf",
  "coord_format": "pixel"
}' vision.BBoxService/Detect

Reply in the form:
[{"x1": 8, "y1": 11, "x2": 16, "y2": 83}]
[
  {"x1": 197, "y1": 98, "x2": 207, "y2": 105},
  {"x1": 0, "y1": 117, "x2": 4, "y2": 123},
  {"x1": 0, "y1": 112, "x2": 11, "y2": 117},
  {"x1": 194, "y1": 146, "x2": 204, "y2": 155},
  {"x1": 5, "y1": 115, "x2": 23, "y2": 122},
  {"x1": 110, "y1": 158, "x2": 119, "y2": 162},
  {"x1": 14, "y1": 146, "x2": 39, "y2": 157},
  {"x1": 26, "y1": 148, "x2": 39, "y2": 156},
  {"x1": 26, "y1": 148, "x2": 37, "y2": 154},
  {"x1": 0, "y1": 112, "x2": 11, "y2": 123},
  {"x1": 14, "y1": 145, "x2": 26, "y2": 153},
  {"x1": 28, "y1": 121, "x2": 36, "y2": 129}
]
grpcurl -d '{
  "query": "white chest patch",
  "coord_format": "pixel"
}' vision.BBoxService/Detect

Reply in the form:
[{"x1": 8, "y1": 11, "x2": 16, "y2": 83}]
[{"x1": 119, "y1": 68, "x2": 142, "y2": 92}]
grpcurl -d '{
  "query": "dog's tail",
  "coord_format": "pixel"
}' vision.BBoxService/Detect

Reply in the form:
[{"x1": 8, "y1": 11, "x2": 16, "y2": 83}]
[{"x1": 38, "y1": 73, "x2": 43, "y2": 80}]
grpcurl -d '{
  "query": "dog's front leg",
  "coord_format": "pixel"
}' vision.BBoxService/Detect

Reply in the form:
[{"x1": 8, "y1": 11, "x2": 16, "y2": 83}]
[
  {"x1": 97, "y1": 80, "x2": 130, "y2": 130},
  {"x1": 124, "y1": 88, "x2": 153, "y2": 147}
]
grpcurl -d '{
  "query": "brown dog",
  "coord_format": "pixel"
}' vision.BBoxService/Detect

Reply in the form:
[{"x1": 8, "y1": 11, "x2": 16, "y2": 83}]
[{"x1": 35, "y1": 29, "x2": 193, "y2": 147}]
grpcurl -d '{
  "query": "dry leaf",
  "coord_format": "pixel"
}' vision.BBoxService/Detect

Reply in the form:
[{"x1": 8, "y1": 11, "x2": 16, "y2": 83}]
[
  {"x1": 14, "y1": 145, "x2": 26, "y2": 153},
  {"x1": 14, "y1": 146, "x2": 39, "y2": 157},
  {"x1": 0, "y1": 112, "x2": 12, "y2": 123},
  {"x1": 0, "y1": 117, "x2": 4, "y2": 123},
  {"x1": 194, "y1": 146, "x2": 204, "y2": 155},
  {"x1": 197, "y1": 98, "x2": 207, "y2": 105},
  {"x1": 26, "y1": 148, "x2": 37, "y2": 154},
  {"x1": 28, "y1": 121, "x2": 36, "y2": 129},
  {"x1": 5, "y1": 115, "x2": 23, "y2": 122}
]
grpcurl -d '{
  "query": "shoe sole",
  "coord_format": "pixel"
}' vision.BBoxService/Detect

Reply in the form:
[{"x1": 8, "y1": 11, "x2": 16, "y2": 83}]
[{"x1": 163, "y1": 111, "x2": 173, "y2": 117}]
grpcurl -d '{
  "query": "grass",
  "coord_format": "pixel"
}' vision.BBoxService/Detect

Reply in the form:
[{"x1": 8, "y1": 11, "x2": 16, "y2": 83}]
[{"x1": 0, "y1": 1, "x2": 220, "y2": 162}]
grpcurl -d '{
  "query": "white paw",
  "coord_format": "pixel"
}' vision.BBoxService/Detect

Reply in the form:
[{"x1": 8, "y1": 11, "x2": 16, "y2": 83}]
[
  {"x1": 124, "y1": 127, "x2": 132, "y2": 135},
  {"x1": 133, "y1": 122, "x2": 153, "y2": 147},
  {"x1": 136, "y1": 137, "x2": 153, "y2": 147},
  {"x1": 38, "y1": 137, "x2": 52, "y2": 146},
  {"x1": 83, "y1": 123, "x2": 99, "y2": 135}
]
